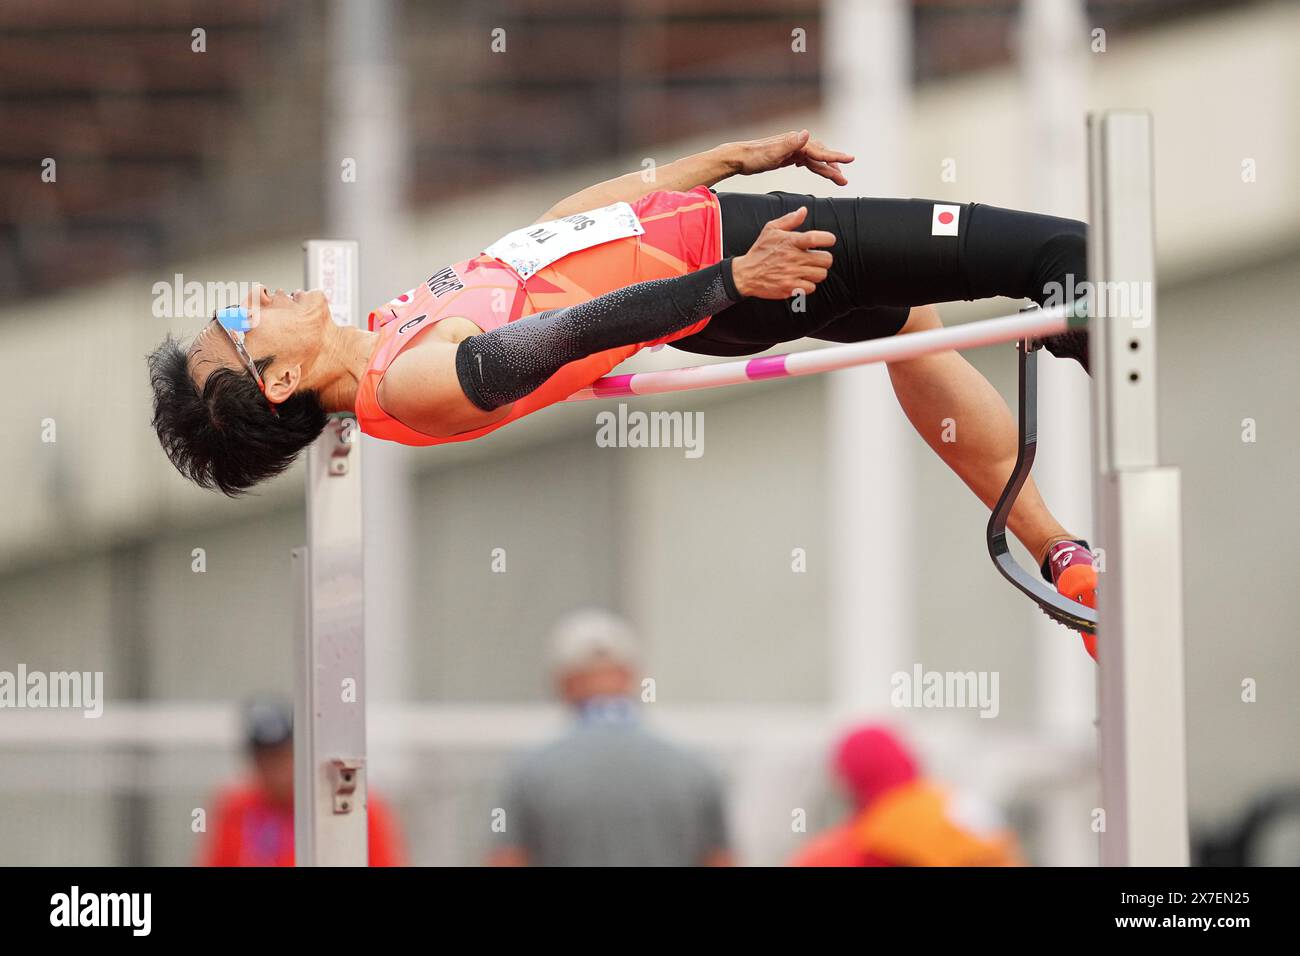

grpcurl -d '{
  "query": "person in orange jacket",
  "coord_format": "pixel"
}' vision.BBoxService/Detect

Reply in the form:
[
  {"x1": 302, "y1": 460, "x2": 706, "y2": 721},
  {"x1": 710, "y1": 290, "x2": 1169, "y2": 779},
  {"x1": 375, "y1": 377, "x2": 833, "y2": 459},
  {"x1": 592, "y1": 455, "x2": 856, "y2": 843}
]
[
  {"x1": 791, "y1": 724, "x2": 1022, "y2": 867},
  {"x1": 199, "y1": 696, "x2": 404, "y2": 867}
]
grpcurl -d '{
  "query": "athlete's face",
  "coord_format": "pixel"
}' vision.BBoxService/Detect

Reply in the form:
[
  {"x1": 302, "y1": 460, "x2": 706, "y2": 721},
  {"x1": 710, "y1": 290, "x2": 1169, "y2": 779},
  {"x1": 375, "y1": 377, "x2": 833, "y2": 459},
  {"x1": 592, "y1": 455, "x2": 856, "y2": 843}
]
[{"x1": 188, "y1": 284, "x2": 332, "y2": 404}]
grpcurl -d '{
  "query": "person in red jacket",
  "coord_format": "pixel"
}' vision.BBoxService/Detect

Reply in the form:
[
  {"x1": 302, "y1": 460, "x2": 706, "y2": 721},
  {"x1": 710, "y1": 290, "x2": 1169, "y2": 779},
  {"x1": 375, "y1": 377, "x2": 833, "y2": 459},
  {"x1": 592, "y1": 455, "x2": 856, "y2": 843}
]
[
  {"x1": 790, "y1": 724, "x2": 1022, "y2": 867},
  {"x1": 199, "y1": 696, "x2": 404, "y2": 867}
]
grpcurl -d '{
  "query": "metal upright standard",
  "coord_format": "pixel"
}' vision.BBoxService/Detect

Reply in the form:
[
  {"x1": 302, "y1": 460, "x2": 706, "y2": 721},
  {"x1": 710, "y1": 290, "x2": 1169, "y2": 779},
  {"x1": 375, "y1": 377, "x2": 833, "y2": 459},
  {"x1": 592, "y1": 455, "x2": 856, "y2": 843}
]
[
  {"x1": 292, "y1": 240, "x2": 369, "y2": 866},
  {"x1": 1088, "y1": 111, "x2": 1189, "y2": 866}
]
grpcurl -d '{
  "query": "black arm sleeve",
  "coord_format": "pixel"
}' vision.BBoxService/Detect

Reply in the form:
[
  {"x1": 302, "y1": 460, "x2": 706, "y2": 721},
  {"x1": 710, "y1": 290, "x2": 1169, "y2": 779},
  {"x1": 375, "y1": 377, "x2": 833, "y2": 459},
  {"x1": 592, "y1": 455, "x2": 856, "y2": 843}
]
[{"x1": 455, "y1": 258, "x2": 741, "y2": 411}]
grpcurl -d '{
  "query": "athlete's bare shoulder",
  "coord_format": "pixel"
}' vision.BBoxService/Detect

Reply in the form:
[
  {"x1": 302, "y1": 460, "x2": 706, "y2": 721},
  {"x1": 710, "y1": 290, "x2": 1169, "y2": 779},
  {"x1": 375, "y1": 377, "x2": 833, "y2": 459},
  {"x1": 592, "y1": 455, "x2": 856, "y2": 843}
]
[{"x1": 377, "y1": 317, "x2": 510, "y2": 437}]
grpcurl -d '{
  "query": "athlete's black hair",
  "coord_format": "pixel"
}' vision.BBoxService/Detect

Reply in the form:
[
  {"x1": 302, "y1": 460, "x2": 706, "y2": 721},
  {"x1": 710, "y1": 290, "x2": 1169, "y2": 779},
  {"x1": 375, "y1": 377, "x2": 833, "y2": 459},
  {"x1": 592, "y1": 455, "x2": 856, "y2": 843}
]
[{"x1": 147, "y1": 334, "x2": 328, "y2": 496}]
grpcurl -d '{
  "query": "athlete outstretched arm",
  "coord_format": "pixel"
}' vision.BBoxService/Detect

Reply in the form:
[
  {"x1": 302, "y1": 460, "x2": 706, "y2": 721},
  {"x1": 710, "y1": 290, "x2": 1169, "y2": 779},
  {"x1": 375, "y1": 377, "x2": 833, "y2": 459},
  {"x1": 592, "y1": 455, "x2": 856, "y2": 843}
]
[{"x1": 538, "y1": 130, "x2": 852, "y2": 222}]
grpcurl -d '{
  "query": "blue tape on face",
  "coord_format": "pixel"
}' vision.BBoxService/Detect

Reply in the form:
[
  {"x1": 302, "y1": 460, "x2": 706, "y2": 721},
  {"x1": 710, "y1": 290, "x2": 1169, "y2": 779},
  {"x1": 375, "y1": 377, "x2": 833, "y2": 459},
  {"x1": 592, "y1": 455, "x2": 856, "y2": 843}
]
[{"x1": 216, "y1": 306, "x2": 253, "y2": 333}]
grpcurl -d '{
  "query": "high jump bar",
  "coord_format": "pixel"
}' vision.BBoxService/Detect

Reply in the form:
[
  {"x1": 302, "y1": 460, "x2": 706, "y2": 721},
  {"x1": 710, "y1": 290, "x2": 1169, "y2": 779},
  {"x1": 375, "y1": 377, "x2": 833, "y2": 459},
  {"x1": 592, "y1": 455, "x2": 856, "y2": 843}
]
[{"x1": 566, "y1": 303, "x2": 1085, "y2": 402}]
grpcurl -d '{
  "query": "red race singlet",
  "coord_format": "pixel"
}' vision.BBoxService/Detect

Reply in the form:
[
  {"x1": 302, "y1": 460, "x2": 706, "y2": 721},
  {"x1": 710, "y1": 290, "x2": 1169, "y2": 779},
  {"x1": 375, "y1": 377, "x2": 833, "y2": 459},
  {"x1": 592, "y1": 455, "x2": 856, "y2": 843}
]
[{"x1": 354, "y1": 187, "x2": 723, "y2": 446}]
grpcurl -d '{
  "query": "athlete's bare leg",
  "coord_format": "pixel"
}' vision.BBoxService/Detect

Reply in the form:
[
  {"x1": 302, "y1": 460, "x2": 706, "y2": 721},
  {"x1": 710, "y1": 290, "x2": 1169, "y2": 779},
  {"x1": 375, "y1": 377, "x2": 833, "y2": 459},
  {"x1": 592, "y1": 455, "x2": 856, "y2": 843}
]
[{"x1": 886, "y1": 305, "x2": 1075, "y2": 567}]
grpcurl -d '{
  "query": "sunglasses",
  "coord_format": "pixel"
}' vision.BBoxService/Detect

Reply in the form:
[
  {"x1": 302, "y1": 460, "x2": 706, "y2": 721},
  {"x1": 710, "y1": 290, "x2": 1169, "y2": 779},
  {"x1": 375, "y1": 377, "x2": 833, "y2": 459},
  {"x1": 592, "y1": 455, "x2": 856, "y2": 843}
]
[{"x1": 213, "y1": 306, "x2": 278, "y2": 415}]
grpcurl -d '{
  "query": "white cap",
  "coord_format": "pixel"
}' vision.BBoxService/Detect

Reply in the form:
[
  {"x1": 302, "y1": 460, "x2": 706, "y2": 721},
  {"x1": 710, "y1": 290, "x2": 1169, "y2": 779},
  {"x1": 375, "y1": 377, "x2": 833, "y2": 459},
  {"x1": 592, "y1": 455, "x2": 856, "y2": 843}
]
[{"x1": 549, "y1": 608, "x2": 640, "y2": 675}]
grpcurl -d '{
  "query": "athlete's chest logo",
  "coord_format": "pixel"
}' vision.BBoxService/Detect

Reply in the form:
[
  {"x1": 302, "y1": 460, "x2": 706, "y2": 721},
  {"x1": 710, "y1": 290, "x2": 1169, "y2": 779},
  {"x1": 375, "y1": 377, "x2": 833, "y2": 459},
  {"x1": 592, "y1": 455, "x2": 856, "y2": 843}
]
[
  {"x1": 427, "y1": 266, "x2": 464, "y2": 298},
  {"x1": 398, "y1": 314, "x2": 428, "y2": 335}
]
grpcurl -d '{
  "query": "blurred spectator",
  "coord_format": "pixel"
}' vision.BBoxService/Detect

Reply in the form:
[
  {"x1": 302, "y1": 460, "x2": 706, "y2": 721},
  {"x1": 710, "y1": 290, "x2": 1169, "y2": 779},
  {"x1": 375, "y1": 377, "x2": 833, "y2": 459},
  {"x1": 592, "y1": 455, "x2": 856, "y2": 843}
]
[
  {"x1": 198, "y1": 696, "x2": 405, "y2": 866},
  {"x1": 790, "y1": 724, "x2": 1021, "y2": 867},
  {"x1": 487, "y1": 609, "x2": 732, "y2": 866}
]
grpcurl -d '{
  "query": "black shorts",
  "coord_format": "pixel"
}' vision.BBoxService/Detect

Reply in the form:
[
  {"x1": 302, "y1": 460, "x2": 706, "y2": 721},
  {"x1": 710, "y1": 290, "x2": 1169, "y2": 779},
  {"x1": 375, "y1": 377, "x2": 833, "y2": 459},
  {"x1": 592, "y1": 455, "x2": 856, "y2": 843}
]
[{"x1": 670, "y1": 190, "x2": 1087, "y2": 357}]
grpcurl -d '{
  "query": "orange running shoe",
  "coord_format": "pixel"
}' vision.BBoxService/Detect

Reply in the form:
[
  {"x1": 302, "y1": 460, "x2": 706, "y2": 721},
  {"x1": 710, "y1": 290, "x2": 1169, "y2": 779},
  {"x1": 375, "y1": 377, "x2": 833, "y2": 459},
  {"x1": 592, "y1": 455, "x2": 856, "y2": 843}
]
[{"x1": 1044, "y1": 540, "x2": 1098, "y2": 660}]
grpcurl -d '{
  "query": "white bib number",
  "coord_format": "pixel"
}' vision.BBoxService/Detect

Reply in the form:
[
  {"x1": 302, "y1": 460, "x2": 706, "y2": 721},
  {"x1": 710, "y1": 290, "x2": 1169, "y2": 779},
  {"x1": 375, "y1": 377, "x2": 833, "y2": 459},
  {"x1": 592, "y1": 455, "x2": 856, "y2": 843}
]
[{"x1": 484, "y1": 202, "x2": 644, "y2": 280}]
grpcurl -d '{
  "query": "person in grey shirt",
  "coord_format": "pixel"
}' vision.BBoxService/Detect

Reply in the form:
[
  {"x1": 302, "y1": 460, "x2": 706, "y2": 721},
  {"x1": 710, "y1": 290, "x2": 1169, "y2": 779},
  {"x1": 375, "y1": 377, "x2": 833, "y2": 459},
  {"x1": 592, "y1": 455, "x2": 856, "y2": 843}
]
[{"x1": 487, "y1": 609, "x2": 732, "y2": 867}]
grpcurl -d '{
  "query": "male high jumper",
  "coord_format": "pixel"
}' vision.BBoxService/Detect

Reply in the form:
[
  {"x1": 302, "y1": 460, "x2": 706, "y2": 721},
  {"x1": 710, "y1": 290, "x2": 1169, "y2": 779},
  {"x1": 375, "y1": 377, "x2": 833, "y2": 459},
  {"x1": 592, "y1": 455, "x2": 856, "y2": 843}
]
[{"x1": 148, "y1": 130, "x2": 1098, "y2": 651}]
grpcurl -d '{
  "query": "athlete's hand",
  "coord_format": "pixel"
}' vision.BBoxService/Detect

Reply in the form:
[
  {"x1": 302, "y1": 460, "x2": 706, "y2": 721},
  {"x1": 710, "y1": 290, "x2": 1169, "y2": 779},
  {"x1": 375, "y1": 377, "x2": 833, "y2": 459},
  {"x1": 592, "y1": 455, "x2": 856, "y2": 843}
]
[
  {"x1": 725, "y1": 130, "x2": 854, "y2": 186},
  {"x1": 732, "y1": 206, "x2": 835, "y2": 299}
]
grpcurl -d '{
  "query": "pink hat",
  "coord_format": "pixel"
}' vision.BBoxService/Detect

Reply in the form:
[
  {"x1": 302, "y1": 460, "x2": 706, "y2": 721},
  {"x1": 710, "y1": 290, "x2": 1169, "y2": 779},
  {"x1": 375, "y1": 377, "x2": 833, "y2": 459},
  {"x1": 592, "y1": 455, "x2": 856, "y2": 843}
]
[{"x1": 833, "y1": 724, "x2": 919, "y2": 807}]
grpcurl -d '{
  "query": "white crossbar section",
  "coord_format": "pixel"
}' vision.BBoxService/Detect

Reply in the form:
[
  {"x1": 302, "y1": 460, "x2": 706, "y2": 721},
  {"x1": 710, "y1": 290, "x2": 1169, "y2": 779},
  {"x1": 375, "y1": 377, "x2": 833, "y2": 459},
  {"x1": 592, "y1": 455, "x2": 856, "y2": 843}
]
[{"x1": 567, "y1": 303, "x2": 1078, "y2": 402}]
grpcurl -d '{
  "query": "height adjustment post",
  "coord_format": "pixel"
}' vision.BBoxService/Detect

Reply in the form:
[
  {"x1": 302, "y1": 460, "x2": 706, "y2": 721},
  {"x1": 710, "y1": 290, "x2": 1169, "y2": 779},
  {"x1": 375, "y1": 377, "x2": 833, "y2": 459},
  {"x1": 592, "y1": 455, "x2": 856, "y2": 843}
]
[
  {"x1": 293, "y1": 240, "x2": 369, "y2": 866},
  {"x1": 1088, "y1": 111, "x2": 1189, "y2": 867}
]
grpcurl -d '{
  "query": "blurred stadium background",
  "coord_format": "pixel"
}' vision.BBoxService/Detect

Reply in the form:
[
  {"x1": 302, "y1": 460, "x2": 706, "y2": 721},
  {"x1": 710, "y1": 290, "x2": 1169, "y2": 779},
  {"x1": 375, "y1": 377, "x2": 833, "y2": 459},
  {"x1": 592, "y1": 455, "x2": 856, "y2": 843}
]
[{"x1": 0, "y1": 0, "x2": 1297, "y2": 865}]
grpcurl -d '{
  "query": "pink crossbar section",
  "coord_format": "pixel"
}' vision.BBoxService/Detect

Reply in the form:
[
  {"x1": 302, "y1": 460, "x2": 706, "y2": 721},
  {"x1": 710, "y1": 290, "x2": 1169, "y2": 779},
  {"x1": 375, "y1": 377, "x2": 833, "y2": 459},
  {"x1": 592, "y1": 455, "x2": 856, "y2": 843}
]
[
  {"x1": 589, "y1": 374, "x2": 636, "y2": 398},
  {"x1": 745, "y1": 354, "x2": 789, "y2": 380},
  {"x1": 564, "y1": 303, "x2": 1075, "y2": 402}
]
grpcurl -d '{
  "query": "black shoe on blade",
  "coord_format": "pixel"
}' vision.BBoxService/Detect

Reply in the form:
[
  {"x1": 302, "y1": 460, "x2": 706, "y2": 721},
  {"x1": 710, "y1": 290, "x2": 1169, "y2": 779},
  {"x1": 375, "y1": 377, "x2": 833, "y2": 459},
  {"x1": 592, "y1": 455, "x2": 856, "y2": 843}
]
[{"x1": 1038, "y1": 328, "x2": 1090, "y2": 375}]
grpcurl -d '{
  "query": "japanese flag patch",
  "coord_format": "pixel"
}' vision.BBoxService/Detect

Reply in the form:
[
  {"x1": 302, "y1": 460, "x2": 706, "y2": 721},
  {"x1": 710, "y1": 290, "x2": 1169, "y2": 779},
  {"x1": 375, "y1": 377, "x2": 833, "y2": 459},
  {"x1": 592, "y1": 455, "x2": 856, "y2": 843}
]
[{"x1": 931, "y1": 203, "x2": 961, "y2": 237}]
